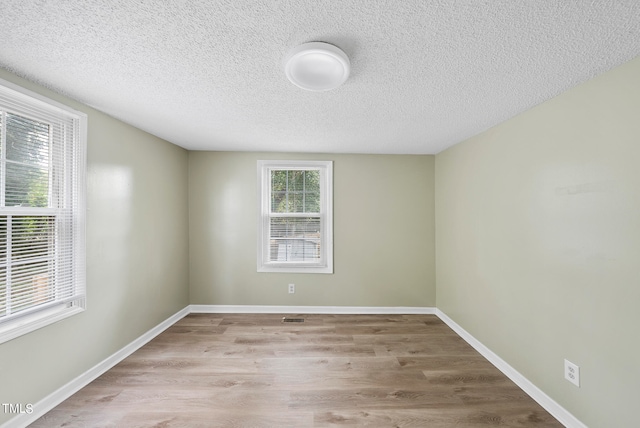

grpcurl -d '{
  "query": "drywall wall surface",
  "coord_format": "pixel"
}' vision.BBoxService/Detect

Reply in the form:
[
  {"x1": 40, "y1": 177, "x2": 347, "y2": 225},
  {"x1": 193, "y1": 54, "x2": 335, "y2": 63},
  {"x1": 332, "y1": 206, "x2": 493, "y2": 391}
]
[
  {"x1": 435, "y1": 55, "x2": 640, "y2": 427},
  {"x1": 189, "y1": 152, "x2": 435, "y2": 308},
  {"x1": 0, "y1": 69, "x2": 189, "y2": 425}
]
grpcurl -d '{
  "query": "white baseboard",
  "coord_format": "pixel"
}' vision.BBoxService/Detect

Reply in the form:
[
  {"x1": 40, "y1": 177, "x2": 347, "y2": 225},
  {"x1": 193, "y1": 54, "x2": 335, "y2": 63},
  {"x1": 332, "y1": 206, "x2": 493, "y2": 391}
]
[
  {"x1": 189, "y1": 304, "x2": 436, "y2": 315},
  {"x1": 435, "y1": 309, "x2": 586, "y2": 428},
  {"x1": 2, "y1": 307, "x2": 190, "y2": 428}
]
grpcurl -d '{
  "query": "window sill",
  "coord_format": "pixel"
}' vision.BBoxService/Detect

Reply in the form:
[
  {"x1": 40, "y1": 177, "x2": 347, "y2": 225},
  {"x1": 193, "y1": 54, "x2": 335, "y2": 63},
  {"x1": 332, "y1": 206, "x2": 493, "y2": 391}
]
[
  {"x1": 0, "y1": 304, "x2": 85, "y2": 344},
  {"x1": 258, "y1": 264, "x2": 333, "y2": 274}
]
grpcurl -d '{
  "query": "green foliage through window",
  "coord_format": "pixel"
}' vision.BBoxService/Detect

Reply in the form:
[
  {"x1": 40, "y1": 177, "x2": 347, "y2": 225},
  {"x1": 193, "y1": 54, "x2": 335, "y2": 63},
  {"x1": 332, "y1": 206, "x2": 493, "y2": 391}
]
[
  {"x1": 3, "y1": 112, "x2": 50, "y2": 208},
  {"x1": 271, "y1": 170, "x2": 320, "y2": 213}
]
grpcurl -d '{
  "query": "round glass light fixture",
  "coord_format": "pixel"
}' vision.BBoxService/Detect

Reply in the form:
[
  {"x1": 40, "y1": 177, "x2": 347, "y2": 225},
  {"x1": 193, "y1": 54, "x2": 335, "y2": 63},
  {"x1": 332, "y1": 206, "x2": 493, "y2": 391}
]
[{"x1": 284, "y1": 42, "x2": 350, "y2": 91}]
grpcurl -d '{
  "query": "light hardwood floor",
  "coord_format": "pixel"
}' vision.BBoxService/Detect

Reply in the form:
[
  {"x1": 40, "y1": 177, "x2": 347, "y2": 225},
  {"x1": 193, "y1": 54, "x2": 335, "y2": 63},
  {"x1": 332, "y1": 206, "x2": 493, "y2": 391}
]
[{"x1": 31, "y1": 314, "x2": 563, "y2": 427}]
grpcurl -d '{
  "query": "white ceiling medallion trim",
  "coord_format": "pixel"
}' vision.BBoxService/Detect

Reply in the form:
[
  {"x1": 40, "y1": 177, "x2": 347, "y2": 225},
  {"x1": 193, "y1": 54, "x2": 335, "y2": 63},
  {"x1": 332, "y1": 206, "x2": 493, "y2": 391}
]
[{"x1": 284, "y1": 42, "x2": 350, "y2": 91}]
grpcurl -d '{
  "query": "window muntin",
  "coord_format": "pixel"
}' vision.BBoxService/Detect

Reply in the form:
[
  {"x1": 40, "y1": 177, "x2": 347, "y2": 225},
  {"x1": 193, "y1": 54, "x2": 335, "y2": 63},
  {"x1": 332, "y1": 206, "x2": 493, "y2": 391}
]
[
  {"x1": 0, "y1": 78, "x2": 86, "y2": 344},
  {"x1": 258, "y1": 161, "x2": 332, "y2": 273}
]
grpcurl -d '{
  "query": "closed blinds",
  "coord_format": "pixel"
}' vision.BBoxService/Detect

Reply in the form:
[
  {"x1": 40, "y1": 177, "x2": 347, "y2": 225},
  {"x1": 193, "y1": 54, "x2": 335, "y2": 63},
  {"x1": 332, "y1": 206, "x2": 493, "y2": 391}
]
[{"x1": 0, "y1": 80, "x2": 86, "y2": 340}]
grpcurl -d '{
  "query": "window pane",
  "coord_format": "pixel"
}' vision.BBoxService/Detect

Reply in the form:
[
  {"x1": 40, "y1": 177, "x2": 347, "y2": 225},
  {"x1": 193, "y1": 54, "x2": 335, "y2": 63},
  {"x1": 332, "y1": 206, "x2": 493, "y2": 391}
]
[
  {"x1": 4, "y1": 113, "x2": 50, "y2": 208},
  {"x1": 304, "y1": 191, "x2": 320, "y2": 213},
  {"x1": 304, "y1": 170, "x2": 320, "y2": 193},
  {"x1": 10, "y1": 261, "x2": 52, "y2": 313},
  {"x1": 271, "y1": 191, "x2": 287, "y2": 213},
  {"x1": 271, "y1": 170, "x2": 288, "y2": 213},
  {"x1": 5, "y1": 162, "x2": 49, "y2": 207},
  {"x1": 0, "y1": 216, "x2": 55, "y2": 318},
  {"x1": 288, "y1": 170, "x2": 304, "y2": 192},
  {"x1": 6, "y1": 113, "x2": 50, "y2": 168},
  {"x1": 269, "y1": 217, "x2": 321, "y2": 262},
  {"x1": 271, "y1": 170, "x2": 287, "y2": 191},
  {"x1": 12, "y1": 216, "x2": 54, "y2": 261},
  {"x1": 270, "y1": 217, "x2": 321, "y2": 238},
  {"x1": 290, "y1": 192, "x2": 304, "y2": 213},
  {"x1": 269, "y1": 239, "x2": 321, "y2": 262}
]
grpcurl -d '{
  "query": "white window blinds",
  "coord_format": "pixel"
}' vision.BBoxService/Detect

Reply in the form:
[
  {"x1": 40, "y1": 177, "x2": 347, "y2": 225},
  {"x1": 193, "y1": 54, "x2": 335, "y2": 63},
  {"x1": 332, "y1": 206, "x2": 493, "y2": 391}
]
[{"x1": 0, "y1": 78, "x2": 86, "y2": 343}]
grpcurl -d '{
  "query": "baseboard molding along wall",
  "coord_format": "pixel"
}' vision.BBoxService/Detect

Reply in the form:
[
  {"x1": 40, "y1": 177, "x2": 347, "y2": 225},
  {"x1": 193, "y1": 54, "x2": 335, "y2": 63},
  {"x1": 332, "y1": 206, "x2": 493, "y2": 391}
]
[
  {"x1": 435, "y1": 309, "x2": 587, "y2": 428},
  {"x1": 4, "y1": 305, "x2": 586, "y2": 428},
  {"x1": 189, "y1": 304, "x2": 437, "y2": 314}
]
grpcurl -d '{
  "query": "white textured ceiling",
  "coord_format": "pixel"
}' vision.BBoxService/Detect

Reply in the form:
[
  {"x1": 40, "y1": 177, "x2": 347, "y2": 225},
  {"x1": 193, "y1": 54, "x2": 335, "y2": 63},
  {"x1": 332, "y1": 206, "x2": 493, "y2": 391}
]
[{"x1": 0, "y1": 1, "x2": 638, "y2": 154}]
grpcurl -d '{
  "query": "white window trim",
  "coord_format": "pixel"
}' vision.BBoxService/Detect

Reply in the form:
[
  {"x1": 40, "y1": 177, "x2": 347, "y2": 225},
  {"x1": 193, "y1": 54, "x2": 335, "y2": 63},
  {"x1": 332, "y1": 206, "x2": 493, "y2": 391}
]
[
  {"x1": 257, "y1": 160, "x2": 333, "y2": 274},
  {"x1": 0, "y1": 77, "x2": 87, "y2": 344}
]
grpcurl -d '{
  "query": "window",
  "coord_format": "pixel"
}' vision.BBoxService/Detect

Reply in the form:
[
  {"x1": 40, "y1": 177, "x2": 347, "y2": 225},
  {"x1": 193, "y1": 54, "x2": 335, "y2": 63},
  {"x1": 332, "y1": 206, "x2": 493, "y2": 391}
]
[
  {"x1": 257, "y1": 160, "x2": 333, "y2": 273},
  {"x1": 0, "y1": 78, "x2": 86, "y2": 344}
]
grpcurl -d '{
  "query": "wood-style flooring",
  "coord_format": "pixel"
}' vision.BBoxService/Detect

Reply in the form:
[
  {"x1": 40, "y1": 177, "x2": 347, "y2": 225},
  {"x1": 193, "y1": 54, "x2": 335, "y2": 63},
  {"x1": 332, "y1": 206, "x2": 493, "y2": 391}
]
[{"x1": 30, "y1": 314, "x2": 563, "y2": 427}]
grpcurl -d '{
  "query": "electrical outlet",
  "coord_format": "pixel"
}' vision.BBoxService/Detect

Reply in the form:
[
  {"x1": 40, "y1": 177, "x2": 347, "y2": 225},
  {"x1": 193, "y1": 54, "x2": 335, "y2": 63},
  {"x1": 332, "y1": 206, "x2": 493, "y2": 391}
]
[
  {"x1": 564, "y1": 359, "x2": 580, "y2": 387},
  {"x1": 288, "y1": 284, "x2": 295, "y2": 294}
]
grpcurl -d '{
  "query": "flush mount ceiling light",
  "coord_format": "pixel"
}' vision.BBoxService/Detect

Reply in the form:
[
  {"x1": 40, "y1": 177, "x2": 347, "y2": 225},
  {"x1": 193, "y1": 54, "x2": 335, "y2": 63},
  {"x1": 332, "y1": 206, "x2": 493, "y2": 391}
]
[{"x1": 284, "y1": 42, "x2": 350, "y2": 91}]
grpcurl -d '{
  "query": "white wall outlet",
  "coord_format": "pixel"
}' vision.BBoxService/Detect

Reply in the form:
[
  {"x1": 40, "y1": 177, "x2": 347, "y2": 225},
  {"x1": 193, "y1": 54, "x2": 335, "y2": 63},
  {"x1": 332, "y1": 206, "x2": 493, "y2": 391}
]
[
  {"x1": 288, "y1": 283, "x2": 295, "y2": 294},
  {"x1": 564, "y1": 359, "x2": 580, "y2": 387}
]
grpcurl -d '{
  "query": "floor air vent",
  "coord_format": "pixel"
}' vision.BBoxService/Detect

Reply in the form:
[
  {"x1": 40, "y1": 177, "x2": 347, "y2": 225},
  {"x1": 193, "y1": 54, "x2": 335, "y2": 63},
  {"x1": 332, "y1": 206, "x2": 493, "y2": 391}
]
[{"x1": 282, "y1": 317, "x2": 304, "y2": 323}]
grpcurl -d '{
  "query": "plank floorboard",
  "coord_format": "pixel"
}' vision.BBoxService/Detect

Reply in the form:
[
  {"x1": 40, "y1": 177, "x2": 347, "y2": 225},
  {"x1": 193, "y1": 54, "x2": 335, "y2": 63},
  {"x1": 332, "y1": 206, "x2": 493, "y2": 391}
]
[{"x1": 29, "y1": 314, "x2": 562, "y2": 427}]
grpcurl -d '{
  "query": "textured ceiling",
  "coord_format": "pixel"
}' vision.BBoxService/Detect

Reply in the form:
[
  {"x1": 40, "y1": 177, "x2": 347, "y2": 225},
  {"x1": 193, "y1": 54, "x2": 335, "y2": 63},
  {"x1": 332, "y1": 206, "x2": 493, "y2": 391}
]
[{"x1": 0, "y1": 1, "x2": 638, "y2": 154}]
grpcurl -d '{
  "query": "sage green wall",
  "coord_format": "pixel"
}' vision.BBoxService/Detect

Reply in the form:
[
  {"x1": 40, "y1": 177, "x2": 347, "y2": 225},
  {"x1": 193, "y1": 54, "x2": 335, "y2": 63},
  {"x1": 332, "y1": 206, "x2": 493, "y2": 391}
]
[
  {"x1": 189, "y1": 152, "x2": 435, "y2": 307},
  {"x1": 435, "y1": 56, "x2": 640, "y2": 427},
  {"x1": 0, "y1": 69, "x2": 190, "y2": 425}
]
